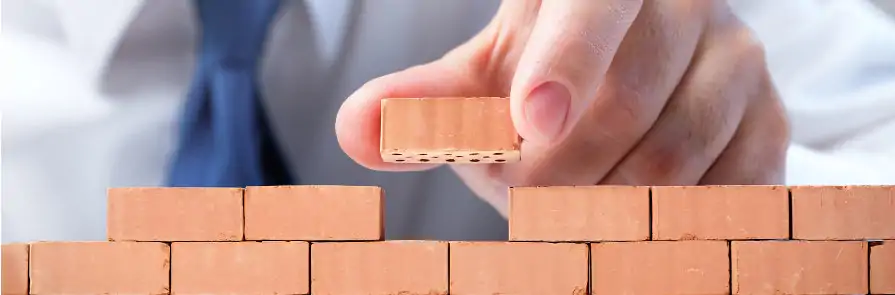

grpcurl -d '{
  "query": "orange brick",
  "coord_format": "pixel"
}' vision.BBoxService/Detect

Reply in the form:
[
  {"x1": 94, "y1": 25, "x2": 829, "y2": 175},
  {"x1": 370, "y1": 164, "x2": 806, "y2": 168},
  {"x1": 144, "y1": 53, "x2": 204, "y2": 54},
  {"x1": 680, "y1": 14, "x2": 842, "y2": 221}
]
[
  {"x1": 652, "y1": 185, "x2": 789, "y2": 240},
  {"x1": 380, "y1": 97, "x2": 521, "y2": 163},
  {"x1": 244, "y1": 185, "x2": 383, "y2": 241},
  {"x1": 591, "y1": 241, "x2": 729, "y2": 295},
  {"x1": 792, "y1": 185, "x2": 895, "y2": 240},
  {"x1": 450, "y1": 242, "x2": 587, "y2": 295},
  {"x1": 311, "y1": 241, "x2": 447, "y2": 295},
  {"x1": 172, "y1": 241, "x2": 309, "y2": 294},
  {"x1": 2, "y1": 243, "x2": 29, "y2": 295},
  {"x1": 732, "y1": 240, "x2": 868, "y2": 295},
  {"x1": 509, "y1": 186, "x2": 649, "y2": 241},
  {"x1": 107, "y1": 187, "x2": 244, "y2": 241},
  {"x1": 29, "y1": 242, "x2": 170, "y2": 294},
  {"x1": 871, "y1": 240, "x2": 895, "y2": 294}
]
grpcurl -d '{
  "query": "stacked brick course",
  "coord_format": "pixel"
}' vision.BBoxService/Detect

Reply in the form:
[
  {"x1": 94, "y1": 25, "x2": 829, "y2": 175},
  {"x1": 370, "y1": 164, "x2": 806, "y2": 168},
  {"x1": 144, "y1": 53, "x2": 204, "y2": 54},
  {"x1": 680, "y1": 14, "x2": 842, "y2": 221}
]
[
  {"x1": 2, "y1": 98, "x2": 892, "y2": 294},
  {"x1": 2, "y1": 184, "x2": 893, "y2": 294}
]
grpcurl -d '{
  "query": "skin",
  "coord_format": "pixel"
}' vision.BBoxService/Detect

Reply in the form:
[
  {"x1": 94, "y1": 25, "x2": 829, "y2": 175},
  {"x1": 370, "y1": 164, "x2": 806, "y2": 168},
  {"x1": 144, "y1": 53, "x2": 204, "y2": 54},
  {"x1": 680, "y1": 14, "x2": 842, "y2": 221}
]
[{"x1": 335, "y1": 0, "x2": 791, "y2": 217}]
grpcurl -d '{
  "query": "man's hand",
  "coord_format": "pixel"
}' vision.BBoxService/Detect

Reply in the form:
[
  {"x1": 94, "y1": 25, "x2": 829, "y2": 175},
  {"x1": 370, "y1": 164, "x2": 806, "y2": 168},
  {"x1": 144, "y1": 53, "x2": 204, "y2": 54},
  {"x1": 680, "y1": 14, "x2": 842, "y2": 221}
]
[{"x1": 335, "y1": 0, "x2": 790, "y2": 217}]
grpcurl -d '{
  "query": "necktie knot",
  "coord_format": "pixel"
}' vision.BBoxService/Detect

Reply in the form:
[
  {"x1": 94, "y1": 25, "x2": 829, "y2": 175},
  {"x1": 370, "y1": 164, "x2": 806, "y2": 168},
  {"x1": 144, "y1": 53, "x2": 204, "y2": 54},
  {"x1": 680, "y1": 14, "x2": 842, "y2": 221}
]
[{"x1": 195, "y1": 0, "x2": 282, "y2": 67}]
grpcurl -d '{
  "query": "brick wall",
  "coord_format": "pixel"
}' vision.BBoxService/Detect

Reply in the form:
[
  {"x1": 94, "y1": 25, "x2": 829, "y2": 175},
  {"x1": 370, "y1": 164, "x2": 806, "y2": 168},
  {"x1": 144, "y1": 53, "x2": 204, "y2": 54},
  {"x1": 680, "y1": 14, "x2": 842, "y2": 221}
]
[{"x1": 2, "y1": 184, "x2": 893, "y2": 295}]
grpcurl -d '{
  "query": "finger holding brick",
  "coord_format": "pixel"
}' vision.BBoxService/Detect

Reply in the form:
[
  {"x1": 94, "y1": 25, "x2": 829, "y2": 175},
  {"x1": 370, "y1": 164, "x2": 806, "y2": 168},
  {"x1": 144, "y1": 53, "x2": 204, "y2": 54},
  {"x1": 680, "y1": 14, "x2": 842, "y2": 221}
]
[
  {"x1": 107, "y1": 187, "x2": 244, "y2": 241},
  {"x1": 29, "y1": 241, "x2": 170, "y2": 295}
]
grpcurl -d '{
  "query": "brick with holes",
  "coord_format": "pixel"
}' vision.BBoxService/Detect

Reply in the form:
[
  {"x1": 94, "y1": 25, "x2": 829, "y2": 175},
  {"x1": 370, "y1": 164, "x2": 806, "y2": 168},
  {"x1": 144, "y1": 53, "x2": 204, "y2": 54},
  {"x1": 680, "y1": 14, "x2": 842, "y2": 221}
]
[
  {"x1": 791, "y1": 185, "x2": 895, "y2": 240},
  {"x1": 871, "y1": 240, "x2": 895, "y2": 294},
  {"x1": 731, "y1": 240, "x2": 868, "y2": 295},
  {"x1": 29, "y1": 241, "x2": 171, "y2": 295},
  {"x1": 509, "y1": 186, "x2": 650, "y2": 242},
  {"x1": 2, "y1": 243, "x2": 29, "y2": 295},
  {"x1": 380, "y1": 97, "x2": 521, "y2": 163},
  {"x1": 172, "y1": 241, "x2": 310, "y2": 294}
]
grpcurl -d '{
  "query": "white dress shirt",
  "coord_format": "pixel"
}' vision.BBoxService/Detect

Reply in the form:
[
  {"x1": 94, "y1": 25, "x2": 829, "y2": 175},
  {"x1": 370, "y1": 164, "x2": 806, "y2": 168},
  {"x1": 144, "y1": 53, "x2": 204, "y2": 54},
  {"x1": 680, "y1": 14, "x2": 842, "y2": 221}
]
[{"x1": 2, "y1": 0, "x2": 895, "y2": 243}]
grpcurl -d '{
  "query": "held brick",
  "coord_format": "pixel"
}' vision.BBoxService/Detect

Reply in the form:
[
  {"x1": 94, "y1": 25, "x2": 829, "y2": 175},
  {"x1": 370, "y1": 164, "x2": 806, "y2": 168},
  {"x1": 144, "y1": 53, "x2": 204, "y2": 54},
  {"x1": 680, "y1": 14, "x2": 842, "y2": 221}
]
[
  {"x1": 652, "y1": 185, "x2": 789, "y2": 240},
  {"x1": 731, "y1": 240, "x2": 868, "y2": 295},
  {"x1": 2, "y1": 243, "x2": 29, "y2": 295},
  {"x1": 509, "y1": 186, "x2": 649, "y2": 241},
  {"x1": 107, "y1": 187, "x2": 244, "y2": 241},
  {"x1": 29, "y1": 242, "x2": 170, "y2": 295},
  {"x1": 791, "y1": 185, "x2": 895, "y2": 240},
  {"x1": 172, "y1": 242, "x2": 309, "y2": 295},
  {"x1": 871, "y1": 240, "x2": 895, "y2": 294},
  {"x1": 591, "y1": 241, "x2": 729, "y2": 295},
  {"x1": 450, "y1": 242, "x2": 588, "y2": 295},
  {"x1": 244, "y1": 185, "x2": 383, "y2": 241},
  {"x1": 311, "y1": 241, "x2": 447, "y2": 295},
  {"x1": 380, "y1": 97, "x2": 521, "y2": 164}
]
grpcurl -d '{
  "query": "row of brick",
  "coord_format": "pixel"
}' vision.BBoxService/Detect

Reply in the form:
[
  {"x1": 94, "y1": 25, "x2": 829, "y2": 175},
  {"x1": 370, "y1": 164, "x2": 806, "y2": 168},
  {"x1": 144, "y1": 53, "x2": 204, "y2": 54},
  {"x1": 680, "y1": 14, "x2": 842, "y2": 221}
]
[
  {"x1": 511, "y1": 185, "x2": 895, "y2": 241},
  {"x1": 107, "y1": 185, "x2": 895, "y2": 242},
  {"x1": 3, "y1": 240, "x2": 893, "y2": 295},
  {"x1": 107, "y1": 186, "x2": 384, "y2": 241}
]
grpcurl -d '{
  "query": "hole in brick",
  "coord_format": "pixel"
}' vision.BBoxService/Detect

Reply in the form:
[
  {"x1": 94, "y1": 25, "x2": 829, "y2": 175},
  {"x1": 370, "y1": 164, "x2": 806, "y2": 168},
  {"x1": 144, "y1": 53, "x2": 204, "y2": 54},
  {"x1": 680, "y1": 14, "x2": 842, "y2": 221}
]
[
  {"x1": 444, "y1": 153, "x2": 452, "y2": 156},
  {"x1": 419, "y1": 153, "x2": 428, "y2": 156},
  {"x1": 456, "y1": 155, "x2": 463, "y2": 158},
  {"x1": 470, "y1": 153, "x2": 480, "y2": 155},
  {"x1": 396, "y1": 159, "x2": 405, "y2": 162},
  {"x1": 483, "y1": 156, "x2": 491, "y2": 159},
  {"x1": 495, "y1": 159, "x2": 506, "y2": 162},
  {"x1": 446, "y1": 159, "x2": 456, "y2": 162},
  {"x1": 493, "y1": 152, "x2": 503, "y2": 155},
  {"x1": 432, "y1": 156, "x2": 439, "y2": 159},
  {"x1": 419, "y1": 159, "x2": 430, "y2": 162},
  {"x1": 392, "y1": 153, "x2": 402, "y2": 156},
  {"x1": 470, "y1": 159, "x2": 481, "y2": 163}
]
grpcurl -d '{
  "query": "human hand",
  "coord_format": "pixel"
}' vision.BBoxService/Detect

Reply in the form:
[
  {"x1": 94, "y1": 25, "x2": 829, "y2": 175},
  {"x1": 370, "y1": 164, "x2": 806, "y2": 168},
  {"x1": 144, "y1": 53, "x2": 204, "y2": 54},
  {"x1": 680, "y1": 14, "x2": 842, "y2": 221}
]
[{"x1": 335, "y1": 0, "x2": 790, "y2": 217}]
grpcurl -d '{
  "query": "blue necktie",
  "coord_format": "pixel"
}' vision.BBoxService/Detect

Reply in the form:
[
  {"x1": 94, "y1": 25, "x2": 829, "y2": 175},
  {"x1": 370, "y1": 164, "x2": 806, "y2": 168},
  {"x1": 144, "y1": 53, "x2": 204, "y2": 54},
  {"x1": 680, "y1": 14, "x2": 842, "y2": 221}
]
[{"x1": 166, "y1": 0, "x2": 294, "y2": 187}]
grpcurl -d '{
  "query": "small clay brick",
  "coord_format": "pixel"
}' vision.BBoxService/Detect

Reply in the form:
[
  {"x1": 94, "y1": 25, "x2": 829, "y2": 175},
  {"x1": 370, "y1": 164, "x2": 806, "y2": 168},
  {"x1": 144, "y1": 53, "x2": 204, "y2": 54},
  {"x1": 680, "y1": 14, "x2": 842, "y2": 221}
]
[
  {"x1": 244, "y1": 185, "x2": 383, "y2": 241},
  {"x1": 591, "y1": 241, "x2": 729, "y2": 295},
  {"x1": 871, "y1": 240, "x2": 895, "y2": 294},
  {"x1": 2, "y1": 243, "x2": 29, "y2": 295},
  {"x1": 450, "y1": 242, "x2": 588, "y2": 295},
  {"x1": 731, "y1": 240, "x2": 868, "y2": 295},
  {"x1": 791, "y1": 185, "x2": 895, "y2": 240},
  {"x1": 652, "y1": 185, "x2": 789, "y2": 240},
  {"x1": 509, "y1": 186, "x2": 649, "y2": 241},
  {"x1": 311, "y1": 241, "x2": 447, "y2": 295},
  {"x1": 380, "y1": 97, "x2": 521, "y2": 164},
  {"x1": 172, "y1": 241, "x2": 309, "y2": 294},
  {"x1": 107, "y1": 187, "x2": 244, "y2": 241},
  {"x1": 29, "y1": 241, "x2": 170, "y2": 295}
]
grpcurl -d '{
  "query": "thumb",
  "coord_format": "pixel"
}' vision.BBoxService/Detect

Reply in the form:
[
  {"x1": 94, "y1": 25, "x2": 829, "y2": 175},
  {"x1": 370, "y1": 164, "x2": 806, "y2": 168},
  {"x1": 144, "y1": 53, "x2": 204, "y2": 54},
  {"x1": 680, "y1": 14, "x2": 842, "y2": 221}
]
[
  {"x1": 509, "y1": 0, "x2": 641, "y2": 144},
  {"x1": 335, "y1": 60, "x2": 485, "y2": 171}
]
